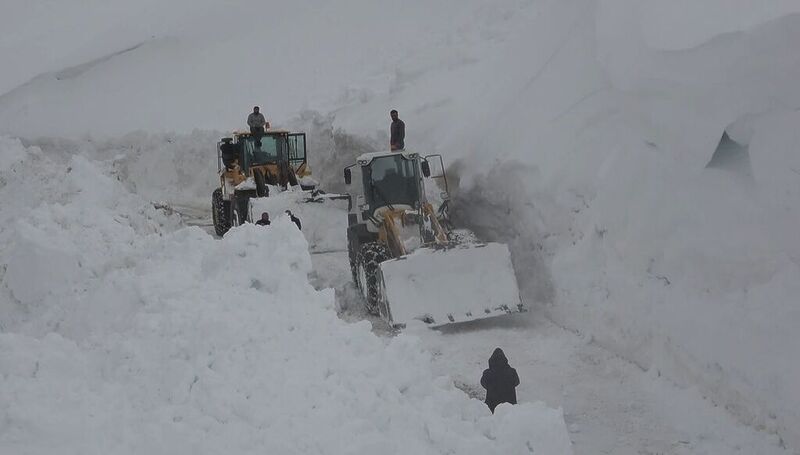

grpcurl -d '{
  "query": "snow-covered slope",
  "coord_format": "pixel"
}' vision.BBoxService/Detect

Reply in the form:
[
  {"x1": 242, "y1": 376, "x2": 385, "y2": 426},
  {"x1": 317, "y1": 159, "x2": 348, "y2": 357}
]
[
  {"x1": 0, "y1": 139, "x2": 572, "y2": 454},
  {"x1": 2, "y1": 0, "x2": 800, "y2": 451}
]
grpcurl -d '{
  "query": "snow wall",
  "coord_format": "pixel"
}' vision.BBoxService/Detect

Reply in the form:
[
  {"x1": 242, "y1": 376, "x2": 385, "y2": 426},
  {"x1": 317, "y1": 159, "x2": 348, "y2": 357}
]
[
  {"x1": 0, "y1": 139, "x2": 572, "y2": 453},
  {"x1": 1, "y1": 0, "x2": 799, "y2": 450}
]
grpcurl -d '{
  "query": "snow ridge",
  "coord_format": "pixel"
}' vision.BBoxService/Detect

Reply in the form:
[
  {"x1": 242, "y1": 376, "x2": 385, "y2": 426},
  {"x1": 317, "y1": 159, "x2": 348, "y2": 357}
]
[{"x1": 0, "y1": 138, "x2": 572, "y2": 454}]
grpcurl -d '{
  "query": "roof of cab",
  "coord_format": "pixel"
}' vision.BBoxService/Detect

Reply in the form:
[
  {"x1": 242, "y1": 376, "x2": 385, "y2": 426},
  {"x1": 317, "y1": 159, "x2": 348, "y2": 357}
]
[
  {"x1": 356, "y1": 150, "x2": 418, "y2": 164},
  {"x1": 232, "y1": 128, "x2": 293, "y2": 137}
]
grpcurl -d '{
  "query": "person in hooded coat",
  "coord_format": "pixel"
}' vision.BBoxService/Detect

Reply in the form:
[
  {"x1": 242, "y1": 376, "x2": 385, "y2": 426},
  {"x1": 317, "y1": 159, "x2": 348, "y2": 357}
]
[{"x1": 480, "y1": 348, "x2": 520, "y2": 413}]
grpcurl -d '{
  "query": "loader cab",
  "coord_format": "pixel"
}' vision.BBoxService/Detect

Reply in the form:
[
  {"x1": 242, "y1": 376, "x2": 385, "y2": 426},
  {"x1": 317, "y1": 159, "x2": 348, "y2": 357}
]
[
  {"x1": 343, "y1": 151, "x2": 429, "y2": 218},
  {"x1": 241, "y1": 134, "x2": 280, "y2": 170},
  {"x1": 362, "y1": 153, "x2": 422, "y2": 211},
  {"x1": 213, "y1": 129, "x2": 313, "y2": 237},
  {"x1": 217, "y1": 130, "x2": 311, "y2": 188},
  {"x1": 232, "y1": 131, "x2": 307, "y2": 174}
]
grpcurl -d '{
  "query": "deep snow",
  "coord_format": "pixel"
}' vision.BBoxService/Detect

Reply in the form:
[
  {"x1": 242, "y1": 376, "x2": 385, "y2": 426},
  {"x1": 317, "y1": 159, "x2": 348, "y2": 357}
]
[
  {"x1": 0, "y1": 139, "x2": 572, "y2": 454},
  {"x1": 2, "y1": 0, "x2": 800, "y2": 452}
]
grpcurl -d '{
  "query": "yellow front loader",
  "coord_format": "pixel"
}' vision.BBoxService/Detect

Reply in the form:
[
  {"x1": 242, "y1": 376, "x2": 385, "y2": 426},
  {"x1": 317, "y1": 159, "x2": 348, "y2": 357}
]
[
  {"x1": 212, "y1": 130, "x2": 314, "y2": 236},
  {"x1": 343, "y1": 151, "x2": 525, "y2": 327}
]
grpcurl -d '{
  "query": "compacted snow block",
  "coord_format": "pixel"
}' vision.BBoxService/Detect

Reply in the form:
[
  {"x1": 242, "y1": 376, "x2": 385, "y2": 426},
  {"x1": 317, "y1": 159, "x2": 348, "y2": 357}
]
[{"x1": 381, "y1": 243, "x2": 523, "y2": 326}]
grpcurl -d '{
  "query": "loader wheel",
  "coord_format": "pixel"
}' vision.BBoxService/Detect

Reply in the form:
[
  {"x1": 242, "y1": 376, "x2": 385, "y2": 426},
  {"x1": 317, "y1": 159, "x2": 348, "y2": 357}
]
[
  {"x1": 254, "y1": 170, "x2": 269, "y2": 197},
  {"x1": 212, "y1": 188, "x2": 231, "y2": 237},
  {"x1": 346, "y1": 229, "x2": 360, "y2": 284},
  {"x1": 233, "y1": 193, "x2": 250, "y2": 226},
  {"x1": 355, "y1": 242, "x2": 391, "y2": 315}
]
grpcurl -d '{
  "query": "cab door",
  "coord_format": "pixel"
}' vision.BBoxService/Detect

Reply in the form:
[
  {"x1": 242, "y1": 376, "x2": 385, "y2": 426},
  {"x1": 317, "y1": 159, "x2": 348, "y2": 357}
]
[{"x1": 287, "y1": 133, "x2": 307, "y2": 174}]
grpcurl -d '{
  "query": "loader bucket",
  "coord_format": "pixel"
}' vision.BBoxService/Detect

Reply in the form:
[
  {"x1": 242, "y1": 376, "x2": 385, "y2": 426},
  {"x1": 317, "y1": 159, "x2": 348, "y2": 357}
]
[{"x1": 379, "y1": 243, "x2": 524, "y2": 327}]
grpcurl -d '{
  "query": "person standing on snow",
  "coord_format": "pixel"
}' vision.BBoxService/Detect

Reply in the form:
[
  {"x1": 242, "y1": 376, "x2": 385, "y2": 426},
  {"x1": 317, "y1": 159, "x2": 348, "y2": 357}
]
[
  {"x1": 248, "y1": 106, "x2": 268, "y2": 136},
  {"x1": 480, "y1": 347, "x2": 520, "y2": 413},
  {"x1": 285, "y1": 210, "x2": 302, "y2": 230},
  {"x1": 255, "y1": 212, "x2": 271, "y2": 226},
  {"x1": 389, "y1": 109, "x2": 405, "y2": 151}
]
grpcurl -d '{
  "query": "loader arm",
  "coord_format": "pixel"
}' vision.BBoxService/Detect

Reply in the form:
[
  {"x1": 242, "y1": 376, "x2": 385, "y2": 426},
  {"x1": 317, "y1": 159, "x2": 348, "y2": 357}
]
[
  {"x1": 378, "y1": 210, "x2": 408, "y2": 258},
  {"x1": 422, "y1": 203, "x2": 449, "y2": 244}
]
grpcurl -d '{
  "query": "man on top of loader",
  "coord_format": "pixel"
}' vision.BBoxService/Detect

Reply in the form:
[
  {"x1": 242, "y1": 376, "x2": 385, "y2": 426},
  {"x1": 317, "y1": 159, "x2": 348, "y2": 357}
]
[
  {"x1": 247, "y1": 106, "x2": 268, "y2": 135},
  {"x1": 389, "y1": 109, "x2": 405, "y2": 151}
]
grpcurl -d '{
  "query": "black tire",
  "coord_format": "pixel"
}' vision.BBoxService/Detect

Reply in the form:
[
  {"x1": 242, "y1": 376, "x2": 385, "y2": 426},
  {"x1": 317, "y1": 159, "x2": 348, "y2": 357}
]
[
  {"x1": 355, "y1": 242, "x2": 391, "y2": 315},
  {"x1": 233, "y1": 192, "x2": 250, "y2": 225},
  {"x1": 346, "y1": 228, "x2": 360, "y2": 284},
  {"x1": 254, "y1": 170, "x2": 269, "y2": 197},
  {"x1": 212, "y1": 188, "x2": 231, "y2": 237}
]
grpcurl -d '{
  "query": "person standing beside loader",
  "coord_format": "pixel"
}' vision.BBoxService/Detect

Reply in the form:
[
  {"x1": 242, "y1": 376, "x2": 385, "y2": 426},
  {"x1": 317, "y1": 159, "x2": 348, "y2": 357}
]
[{"x1": 389, "y1": 109, "x2": 405, "y2": 151}]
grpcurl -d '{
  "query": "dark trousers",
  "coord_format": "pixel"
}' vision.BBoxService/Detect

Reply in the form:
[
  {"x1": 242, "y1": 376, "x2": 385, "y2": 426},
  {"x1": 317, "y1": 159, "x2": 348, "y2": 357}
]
[{"x1": 250, "y1": 127, "x2": 265, "y2": 148}]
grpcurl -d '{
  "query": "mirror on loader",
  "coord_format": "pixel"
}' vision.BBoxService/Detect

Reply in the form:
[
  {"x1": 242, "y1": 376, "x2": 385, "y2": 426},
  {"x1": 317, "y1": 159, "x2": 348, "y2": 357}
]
[
  {"x1": 344, "y1": 168, "x2": 352, "y2": 185},
  {"x1": 421, "y1": 159, "x2": 431, "y2": 178}
]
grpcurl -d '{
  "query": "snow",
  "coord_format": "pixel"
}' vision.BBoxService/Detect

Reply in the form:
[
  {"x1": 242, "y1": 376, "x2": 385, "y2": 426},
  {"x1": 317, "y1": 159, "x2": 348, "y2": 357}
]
[
  {"x1": 637, "y1": 0, "x2": 800, "y2": 50},
  {"x1": 0, "y1": 138, "x2": 572, "y2": 454},
  {"x1": 249, "y1": 190, "x2": 349, "y2": 254},
  {"x1": 0, "y1": 136, "x2": 27, "y2": 169},
  {"x1": 0, "y1": 0, "x2": 510, "y2": 138},
  {"x1": 309, "y1": 2, "x2": 800, "y2": 448},
  {"x1": 2, "y1": 0, "x2": 800, "y2": 452}
]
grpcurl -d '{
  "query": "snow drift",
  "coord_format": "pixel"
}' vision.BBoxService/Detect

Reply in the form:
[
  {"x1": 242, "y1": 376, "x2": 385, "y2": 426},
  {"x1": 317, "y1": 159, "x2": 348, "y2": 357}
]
[
  {"x1": 0, "y1": 139, "x2": 572, "y2": 453},
  {"x1": 2, "y1": 0, "x2": 800, "y2": 450}
]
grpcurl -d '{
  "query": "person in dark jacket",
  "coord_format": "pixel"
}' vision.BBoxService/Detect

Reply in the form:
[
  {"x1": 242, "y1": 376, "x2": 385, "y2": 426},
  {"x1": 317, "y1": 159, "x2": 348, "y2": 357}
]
[
  {"x1": 480, "y1": 348, "x2": 520, "y2": 413},
  {"x1": 247, "y1": 106, "x2": 268, "y2": 136},
  {"x1": 285, "y1": 210, "x2": 302, "y2": 230},
  {"x1": 255, "y1": 212, "x2": 270, "y2": 226},
  {"x1": 389, "y1": 109, "x2": 405, "y2": 151}
]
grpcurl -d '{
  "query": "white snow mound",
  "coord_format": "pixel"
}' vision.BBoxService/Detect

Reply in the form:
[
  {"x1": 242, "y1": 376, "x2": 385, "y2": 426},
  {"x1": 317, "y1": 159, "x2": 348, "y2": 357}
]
[{"x1": 0, "y1": 137, "x2": 572, "y2": 454}]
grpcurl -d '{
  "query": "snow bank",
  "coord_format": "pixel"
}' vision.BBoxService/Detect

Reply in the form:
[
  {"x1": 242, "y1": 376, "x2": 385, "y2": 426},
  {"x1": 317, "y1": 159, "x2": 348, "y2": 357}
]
[
  {"x1": 0, "y1": 137, "x2": 572, "y2": 453},
  {"x1": 249, "y1": 190, "x2": 350, "y2": 254},
  {"x1": 637, "y1": 0, "x2": 800, "y2": 50},
  {"x1": 306, "y1": 1, "x2": 800, "y2": 448},
  {"x1": 18, "y1": 132, "x2": 221, "y2": 208},
  {"x1": 3, "y1": 0, "x2": 800, "y2": 449},
  {"x1": 0, "y1": 136, "x2": 27, "y2": 169},
  {"x1": 0, "y1": 0, "x2": 524, "y2": 138}
]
